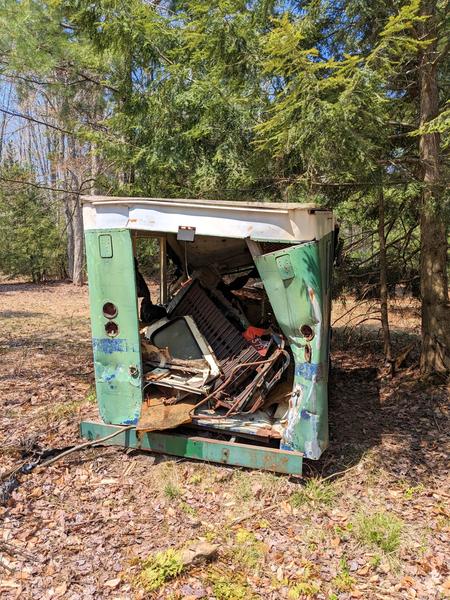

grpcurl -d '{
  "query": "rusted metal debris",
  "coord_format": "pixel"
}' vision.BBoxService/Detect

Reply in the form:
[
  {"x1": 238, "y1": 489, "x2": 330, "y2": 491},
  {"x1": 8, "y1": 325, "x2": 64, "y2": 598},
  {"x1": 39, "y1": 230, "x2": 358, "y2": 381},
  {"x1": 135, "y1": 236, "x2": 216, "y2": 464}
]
[
  {"x1": 141, "y1": 279, "x2": 289, "y2": 424},
  {"x1": 137, "y1": 397, "x2": 195, "y2": 432},
  {"x1": 171, "y1": 280, "x2": 290, "y2": 413}
]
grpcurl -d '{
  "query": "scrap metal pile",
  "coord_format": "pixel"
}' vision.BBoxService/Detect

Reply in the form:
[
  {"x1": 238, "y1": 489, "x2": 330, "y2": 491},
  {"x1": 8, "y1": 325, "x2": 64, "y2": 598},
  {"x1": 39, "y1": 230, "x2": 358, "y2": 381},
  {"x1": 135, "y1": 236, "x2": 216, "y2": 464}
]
[{"x1": 139, "y1": 279, "x2": 290, "y2": 432}]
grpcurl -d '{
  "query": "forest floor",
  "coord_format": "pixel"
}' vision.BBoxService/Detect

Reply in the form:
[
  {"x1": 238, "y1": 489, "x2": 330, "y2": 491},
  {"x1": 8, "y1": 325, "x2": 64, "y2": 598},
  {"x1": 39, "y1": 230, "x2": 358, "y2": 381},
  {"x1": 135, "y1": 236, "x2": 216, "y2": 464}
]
[{"x1": 0, "y1": 280, "x2": 448, "y2": 600}]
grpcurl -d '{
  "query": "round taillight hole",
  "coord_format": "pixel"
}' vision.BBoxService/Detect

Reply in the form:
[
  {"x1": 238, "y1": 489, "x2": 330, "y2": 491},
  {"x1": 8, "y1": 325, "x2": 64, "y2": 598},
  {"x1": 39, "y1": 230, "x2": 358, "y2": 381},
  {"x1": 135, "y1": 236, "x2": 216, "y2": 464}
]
[
  {"x1": 300, "y1": 324, "x2": 314, "y2": 340},
  {"x1": 103, "y1": 302, "x2": 118, "y2": 319},
  {"x1": 105, "y1": 321, "x2": 119, "y2": 337}
]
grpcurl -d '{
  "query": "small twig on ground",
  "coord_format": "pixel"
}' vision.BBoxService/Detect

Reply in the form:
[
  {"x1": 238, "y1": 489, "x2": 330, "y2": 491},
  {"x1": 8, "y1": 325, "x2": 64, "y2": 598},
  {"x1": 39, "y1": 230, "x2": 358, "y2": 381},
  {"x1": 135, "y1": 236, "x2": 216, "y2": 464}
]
[
  {"x1": 0, "y1": 541, "x2": 37, "y2": 562},
  {"x1": 432, "y1": 414, "x2": 442, "y2": 432},
  {"x1": 301, "y1": 461, "x2": 319, "y2": 477},
  {"x1": 229, "y1": 503, "x2": 279, "y2": 526},
  {"x1": 1, "y1": 426, "x2": 134, "y2": 483},
  {"x1": 67, "y1": 517, "x2": 106, "y2": 532},
  {"x1": 0, "y1": 459, "x2": 29, "y2": 482},
  {"x1": 321, "y1": 463, "x2": 360, "y2": 483}
]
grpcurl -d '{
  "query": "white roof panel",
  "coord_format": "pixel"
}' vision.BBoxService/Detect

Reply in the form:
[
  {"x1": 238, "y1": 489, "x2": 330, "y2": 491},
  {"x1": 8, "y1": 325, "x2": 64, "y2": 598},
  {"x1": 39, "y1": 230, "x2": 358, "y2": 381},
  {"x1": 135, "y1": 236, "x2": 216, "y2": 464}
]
[{"x1": 81, "y1": 196, "x2": 334, "y2": 243}]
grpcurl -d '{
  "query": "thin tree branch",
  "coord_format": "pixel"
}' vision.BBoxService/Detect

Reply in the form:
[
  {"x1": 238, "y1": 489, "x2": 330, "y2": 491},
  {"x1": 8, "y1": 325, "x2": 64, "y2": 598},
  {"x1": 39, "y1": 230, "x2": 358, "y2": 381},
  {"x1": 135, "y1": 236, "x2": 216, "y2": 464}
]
[
  {"x1": 0, "y1": 106, "x2": 73, "y2": 135},
  {"x1": 0, "y1": 176, "x2": 89, "y2": 194}
]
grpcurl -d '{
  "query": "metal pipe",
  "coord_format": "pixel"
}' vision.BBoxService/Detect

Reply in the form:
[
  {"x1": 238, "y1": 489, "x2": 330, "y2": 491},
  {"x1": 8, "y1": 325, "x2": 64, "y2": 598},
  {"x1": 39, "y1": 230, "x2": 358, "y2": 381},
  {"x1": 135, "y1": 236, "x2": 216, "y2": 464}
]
[{"x1": 160, "y1": 236, "x2": 168, "y2": 304}]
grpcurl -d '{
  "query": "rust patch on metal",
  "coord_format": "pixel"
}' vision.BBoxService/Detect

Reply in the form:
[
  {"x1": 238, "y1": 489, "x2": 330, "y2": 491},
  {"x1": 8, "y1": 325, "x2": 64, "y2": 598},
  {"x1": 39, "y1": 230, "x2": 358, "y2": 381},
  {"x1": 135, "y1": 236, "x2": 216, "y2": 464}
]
[
  {"x1": 304, "y1": 344, "x2": 312, "y2": 363},
  {"x1": 137, "y1": 396, "x2": 195, "y2": 432}
]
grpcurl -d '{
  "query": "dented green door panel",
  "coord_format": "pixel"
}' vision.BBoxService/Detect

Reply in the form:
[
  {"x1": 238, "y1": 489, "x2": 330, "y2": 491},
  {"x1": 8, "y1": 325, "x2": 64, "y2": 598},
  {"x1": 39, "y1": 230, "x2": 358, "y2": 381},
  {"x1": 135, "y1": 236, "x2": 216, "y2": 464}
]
[
  {"x1": 85, "y1": 229, "x2": 143, "y2": 425},
  {"x1": 254, "y1": 234, "x2": 333, "y2": 459}
]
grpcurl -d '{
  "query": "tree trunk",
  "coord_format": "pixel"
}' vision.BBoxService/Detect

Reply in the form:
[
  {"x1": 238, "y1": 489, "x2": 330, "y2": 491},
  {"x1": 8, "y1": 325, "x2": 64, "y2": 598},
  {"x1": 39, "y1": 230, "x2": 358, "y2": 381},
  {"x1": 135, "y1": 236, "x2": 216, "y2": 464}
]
[
  {"x1": 68, "y1": 136, "x2": 84, "y2": 286},
  {"x1": 90, "y1": 141, "x2": 99, "y2": 196},
  {"x1": 64, "y1": 196, "x2": 75, "y2": 279},
  {"x1": 60, "y1": 134, "x2": 74, "y2": 279},
  {"x1": 378, "y1": 182, "x2": 393, "y2": 371},
  {"x1": 71, "y1": 193, "x2": 84, "y2": 286},
  {"x1": 418, "y1": 0, "x2": 450, "y2": 374},
  {"x1": 0, "y1": 84, "x2": 12, "y2": 161}
]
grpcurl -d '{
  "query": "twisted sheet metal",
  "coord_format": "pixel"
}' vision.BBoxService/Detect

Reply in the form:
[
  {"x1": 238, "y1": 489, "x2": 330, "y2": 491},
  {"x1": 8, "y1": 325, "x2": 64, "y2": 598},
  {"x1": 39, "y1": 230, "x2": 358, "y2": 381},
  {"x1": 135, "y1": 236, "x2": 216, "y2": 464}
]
[{"x1": 170, "y1": 280, "x2": 289, "y2": 416}]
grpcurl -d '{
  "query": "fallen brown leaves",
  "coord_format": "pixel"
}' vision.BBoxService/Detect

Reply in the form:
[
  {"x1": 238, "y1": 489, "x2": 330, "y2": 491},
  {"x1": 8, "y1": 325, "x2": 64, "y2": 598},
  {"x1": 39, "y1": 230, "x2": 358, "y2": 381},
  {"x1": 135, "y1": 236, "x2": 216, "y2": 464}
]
[{"x1": 0, "y1": 282, "x2": 448, "y2": 599}]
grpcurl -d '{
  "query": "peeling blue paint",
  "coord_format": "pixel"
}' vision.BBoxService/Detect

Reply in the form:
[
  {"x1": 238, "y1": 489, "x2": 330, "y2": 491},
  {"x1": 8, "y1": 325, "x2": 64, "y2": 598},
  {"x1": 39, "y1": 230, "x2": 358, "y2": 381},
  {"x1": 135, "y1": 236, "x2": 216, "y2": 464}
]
[
  {"x1": 280, "y1": 441, "x2": 294, "y2": 451},
  {"x1": 295, "y1": 362, "x2": 322, "y2": 381},
  {"x1": 122, "y1": 414, "x2": 140, "y2": 425},
  {"x1": 93, "y1": 338, "x2": 127, "y2": 354}
]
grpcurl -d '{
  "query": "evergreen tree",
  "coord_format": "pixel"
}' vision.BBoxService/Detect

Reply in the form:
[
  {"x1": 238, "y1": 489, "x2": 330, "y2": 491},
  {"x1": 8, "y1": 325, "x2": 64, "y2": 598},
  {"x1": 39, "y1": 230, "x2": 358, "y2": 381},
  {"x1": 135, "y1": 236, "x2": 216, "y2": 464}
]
[
  {"x1": 255, "y1": 0, "x2": 449, "y2": 373},
  {"x1": 0, "y1": 163, "x2": 64, "y2": 282}
]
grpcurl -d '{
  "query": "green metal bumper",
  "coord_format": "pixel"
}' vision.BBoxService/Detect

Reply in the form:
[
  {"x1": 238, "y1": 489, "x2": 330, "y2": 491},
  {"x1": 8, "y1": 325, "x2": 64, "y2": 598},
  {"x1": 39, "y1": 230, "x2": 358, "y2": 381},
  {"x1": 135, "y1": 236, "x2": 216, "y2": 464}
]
[{"x1": 80, "y1": 421, "x2": 303, "y2": 476}]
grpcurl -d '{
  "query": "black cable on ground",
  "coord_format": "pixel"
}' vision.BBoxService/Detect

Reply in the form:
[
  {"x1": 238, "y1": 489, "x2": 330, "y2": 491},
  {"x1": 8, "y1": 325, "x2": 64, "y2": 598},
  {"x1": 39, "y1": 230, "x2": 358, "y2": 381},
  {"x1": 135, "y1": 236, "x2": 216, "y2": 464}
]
[{"x1": 0, "y1": 426, "x2": 134, "y2": 505}]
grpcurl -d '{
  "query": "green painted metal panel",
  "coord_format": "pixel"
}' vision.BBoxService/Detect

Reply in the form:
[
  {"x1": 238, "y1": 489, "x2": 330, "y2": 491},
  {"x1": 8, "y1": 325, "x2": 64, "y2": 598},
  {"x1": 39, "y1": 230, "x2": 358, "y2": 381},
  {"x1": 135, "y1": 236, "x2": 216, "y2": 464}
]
[
  {"x1": 254, "y1": 233, "x2": 333, "y2": 459},
  {"x1": 85, "y1": 229, "x2": 143, "y2": 425},
  {"x1": 80, "y1": 421, "x2": 303, "y2": 475}
]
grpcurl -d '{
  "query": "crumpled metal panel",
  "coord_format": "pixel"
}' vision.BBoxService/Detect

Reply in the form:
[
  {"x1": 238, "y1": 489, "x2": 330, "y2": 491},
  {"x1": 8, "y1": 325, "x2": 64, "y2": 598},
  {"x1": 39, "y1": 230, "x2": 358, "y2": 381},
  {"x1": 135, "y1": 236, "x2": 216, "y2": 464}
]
[
  {"x1": 169, "y1": 280, "x2": 291, "y2": 415},
  {"x1": 254, "y1": 235, "x2": 333, "y2": 459}
]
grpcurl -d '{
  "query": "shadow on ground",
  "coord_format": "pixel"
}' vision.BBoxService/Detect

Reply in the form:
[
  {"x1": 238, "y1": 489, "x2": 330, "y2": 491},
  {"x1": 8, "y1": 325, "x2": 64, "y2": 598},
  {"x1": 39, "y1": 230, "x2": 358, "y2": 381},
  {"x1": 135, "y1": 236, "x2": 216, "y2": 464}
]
[
  {"x1": 0, "y1": 280, "x2": 72, "y2": 293},
  {"x1": 0, "y1": 311, "x2": 45, "y2": 319},
  {"x1": 313, "y1": 344, "x2": 448, "y2": 486}
]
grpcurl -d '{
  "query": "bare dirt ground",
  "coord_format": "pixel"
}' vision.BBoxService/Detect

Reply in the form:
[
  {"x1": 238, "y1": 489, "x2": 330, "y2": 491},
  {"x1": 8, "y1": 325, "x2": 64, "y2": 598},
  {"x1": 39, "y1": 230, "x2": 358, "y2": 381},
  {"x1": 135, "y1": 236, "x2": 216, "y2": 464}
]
[{"x1": 0, "y1": 281, "x2": 448, "y2": 600}]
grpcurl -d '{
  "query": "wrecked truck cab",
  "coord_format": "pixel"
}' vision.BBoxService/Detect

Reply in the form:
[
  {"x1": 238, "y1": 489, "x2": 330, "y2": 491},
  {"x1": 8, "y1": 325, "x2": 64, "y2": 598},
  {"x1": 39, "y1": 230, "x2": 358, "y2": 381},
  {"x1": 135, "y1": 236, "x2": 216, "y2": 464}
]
[{"x1": 80, "y1": 197, "x2": 335, "y2": 475}]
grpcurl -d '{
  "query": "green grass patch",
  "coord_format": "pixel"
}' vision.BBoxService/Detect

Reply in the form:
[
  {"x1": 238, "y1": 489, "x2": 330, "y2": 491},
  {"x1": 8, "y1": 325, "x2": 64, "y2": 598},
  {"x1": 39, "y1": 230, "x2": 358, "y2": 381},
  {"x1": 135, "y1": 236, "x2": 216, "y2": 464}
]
[
  {"x1": 333, "y1": 522, "x2": 354, "y2": 541},
  {"x1": 288, "y1": 581, "x2": 321, "y2": 599},
  {"x1": 403, "y1": 483, "x2": 424, "y2": 500},
  {"x1": 290, "y1": 478, "x2": 336, "y2": 508},
  {"x1": 232, "y1": 472, "x2": 252, "y2": 502},
  {"x1": 137, "y1": 548, "x2": 183, "y2": 593},
  {"x1": 332, "y1": 557, "x2": 355, "y2": 592},
  {"x1": 354, "y1": 511, "x2": 403, "y2": 554},
  {"x1": 369, "y1": 554, "x2": 382, "y2": 569},
  {"x1": 44, "y1": 398, "x2": 86, "y2": 421},
  {"x1": 152, "y1": 463, "x2": 184, "y2": 500},
  {"x1": 85, "y1": 386, "x2": 96, "y2": 403},
  {"x1": 188, "y1": 473, "x2": 203, "y2": 485},
  {"x1": 164, "y1": 481, "x2": 182, "y2": 500},
  {"x1": 205, "y1": 529, "x2": 220, "y2": 543},
  {"x1": 301, "y1": 523, "x2": 327, "y2": 551},
  {"x1": 180, "y1": 501, "x2": 198, "y2": 516},
  {"x1": 288, "y1": 560, "x2": 321, "y2": 599},
  {"x1": 231, "y1": 528, "x2": 266, "y2": 570},
  {"x1": 211, "y1": 576, "x2": 252, "y2": 600}
]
